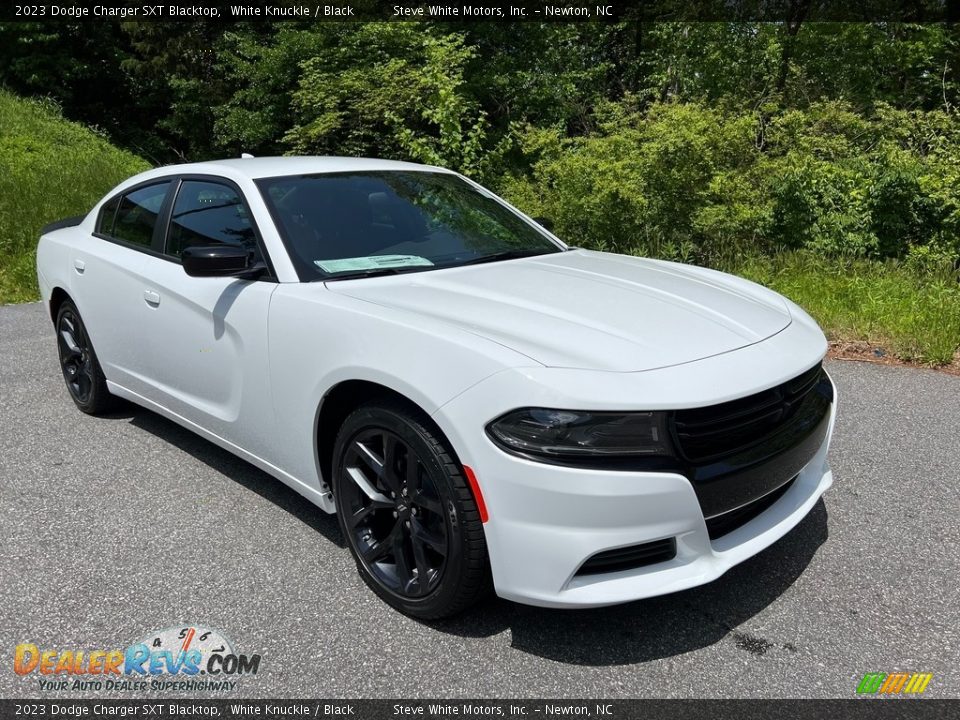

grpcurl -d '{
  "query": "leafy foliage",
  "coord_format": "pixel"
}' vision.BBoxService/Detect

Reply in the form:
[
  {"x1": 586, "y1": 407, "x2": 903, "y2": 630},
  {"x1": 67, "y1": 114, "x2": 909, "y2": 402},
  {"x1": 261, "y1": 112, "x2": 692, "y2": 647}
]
[
  {"x1": 280, "y1": 25, "x2": 490, "y2": 175},
  {"x1": 1, "y1": 19, "x2": 959, "y2": 361},
  {"x1": 500, "y1": 100, "x2": 960, "y2": 265},
  {"x1": 0, "y1": 90, "x2": 148, "y2": 302}
]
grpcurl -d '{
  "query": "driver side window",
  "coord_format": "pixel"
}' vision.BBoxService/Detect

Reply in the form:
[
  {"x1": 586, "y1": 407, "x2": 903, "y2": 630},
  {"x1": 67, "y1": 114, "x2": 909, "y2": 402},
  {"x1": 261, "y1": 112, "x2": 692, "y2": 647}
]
[{"x1": 165, "y1": 180, "x2": 260, "y2": 262}]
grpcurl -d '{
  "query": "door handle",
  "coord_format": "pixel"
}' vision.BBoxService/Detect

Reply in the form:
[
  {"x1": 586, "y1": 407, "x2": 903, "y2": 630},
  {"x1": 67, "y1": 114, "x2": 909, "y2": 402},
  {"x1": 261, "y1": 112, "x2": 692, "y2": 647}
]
[
  {"x1": 73, "y1": 259, "x2": 85, "y2": 274},
  {"x1": 143, "y1": 290, "x2": 161, "y2": 306}
]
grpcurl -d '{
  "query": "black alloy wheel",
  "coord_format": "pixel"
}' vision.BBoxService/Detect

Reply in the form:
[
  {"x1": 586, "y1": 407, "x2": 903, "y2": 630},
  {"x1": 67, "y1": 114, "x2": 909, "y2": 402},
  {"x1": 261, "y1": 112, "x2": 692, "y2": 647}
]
[
  {"x1": 332, "y1": 401, "x2": 492, "y2": 619},
  {"x1": 55, "y1": 301, "x2": 115, "y2": 414},
  {"x1": 340, "y1": 428, "x2": 447, "y2": 597}
]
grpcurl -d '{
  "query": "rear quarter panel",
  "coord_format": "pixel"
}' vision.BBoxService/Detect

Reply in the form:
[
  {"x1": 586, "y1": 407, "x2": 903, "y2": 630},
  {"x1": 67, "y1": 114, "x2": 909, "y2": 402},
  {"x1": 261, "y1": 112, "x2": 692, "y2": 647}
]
[{"x1": 36, "y1": 223, "x2": 89, "y2": 313}]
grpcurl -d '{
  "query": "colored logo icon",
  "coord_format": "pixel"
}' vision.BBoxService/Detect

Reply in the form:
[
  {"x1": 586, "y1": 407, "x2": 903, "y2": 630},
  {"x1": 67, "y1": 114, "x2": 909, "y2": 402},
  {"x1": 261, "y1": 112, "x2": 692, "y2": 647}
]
[{"x1": 856, "y1": 672, "x2": 933, "y2": 695}]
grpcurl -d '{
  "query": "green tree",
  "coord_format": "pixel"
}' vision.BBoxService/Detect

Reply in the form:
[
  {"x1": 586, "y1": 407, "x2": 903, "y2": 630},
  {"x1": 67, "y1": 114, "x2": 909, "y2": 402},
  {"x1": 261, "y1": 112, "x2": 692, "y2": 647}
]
[
  {"x1": 120, "y1": 22, "x2": 235, "y2": 160},
  {"x1": 283, "y1": 24, "x2": 489, "y2": 175},
  {"x1": 213, "y1": 25, "x2": 327, "y2": 156}
]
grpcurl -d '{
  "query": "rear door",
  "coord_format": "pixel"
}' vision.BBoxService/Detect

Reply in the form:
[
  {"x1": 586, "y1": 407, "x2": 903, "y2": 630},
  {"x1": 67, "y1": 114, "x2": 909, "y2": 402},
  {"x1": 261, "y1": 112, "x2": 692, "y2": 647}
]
[
  {"x1": 75, "y1": 180, "x2": 174, "y2": 396},
  {"x1": 134, "y1": 176, "x2": 279, "y2": 460}
]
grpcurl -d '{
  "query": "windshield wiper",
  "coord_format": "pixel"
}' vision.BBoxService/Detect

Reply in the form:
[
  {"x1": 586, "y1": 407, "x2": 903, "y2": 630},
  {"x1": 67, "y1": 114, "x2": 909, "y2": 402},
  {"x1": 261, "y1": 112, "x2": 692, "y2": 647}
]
[
  {"x1": 451, "y1": 249, "x2": 555, "y2": 267},
  {"x1": 322, "y1": 266, "x2": 427, "y2": 282},
  {"x1": 322, "y1": 249, "x2": 555, "y2": 280}
]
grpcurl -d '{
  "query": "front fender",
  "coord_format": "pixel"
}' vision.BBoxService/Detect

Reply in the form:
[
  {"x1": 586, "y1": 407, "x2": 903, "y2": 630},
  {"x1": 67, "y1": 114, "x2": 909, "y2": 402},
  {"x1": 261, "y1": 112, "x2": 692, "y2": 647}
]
[{"x1": 265, "y1": 284, "x2": 538, "y2": 496}]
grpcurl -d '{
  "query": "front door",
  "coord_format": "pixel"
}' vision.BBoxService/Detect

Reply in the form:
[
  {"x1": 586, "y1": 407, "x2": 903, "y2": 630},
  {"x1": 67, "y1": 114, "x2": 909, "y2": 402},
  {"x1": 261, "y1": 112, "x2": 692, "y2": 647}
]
[{"x1": 134, "y1": 178, "x2": 278, "y2": 460}]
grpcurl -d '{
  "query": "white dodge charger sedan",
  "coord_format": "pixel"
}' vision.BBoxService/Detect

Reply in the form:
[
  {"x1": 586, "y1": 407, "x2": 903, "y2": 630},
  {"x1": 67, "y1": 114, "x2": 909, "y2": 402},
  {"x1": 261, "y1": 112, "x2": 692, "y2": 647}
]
[{"x1": 36, "y1": 157, "x2": 836, "y2": 618}]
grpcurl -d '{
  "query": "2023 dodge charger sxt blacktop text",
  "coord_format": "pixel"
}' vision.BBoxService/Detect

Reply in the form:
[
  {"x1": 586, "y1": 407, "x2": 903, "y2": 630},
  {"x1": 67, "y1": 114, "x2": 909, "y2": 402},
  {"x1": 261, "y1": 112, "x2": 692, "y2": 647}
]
[{"x1": 37, "y1": 157, "x2": 836, "y2": 618}]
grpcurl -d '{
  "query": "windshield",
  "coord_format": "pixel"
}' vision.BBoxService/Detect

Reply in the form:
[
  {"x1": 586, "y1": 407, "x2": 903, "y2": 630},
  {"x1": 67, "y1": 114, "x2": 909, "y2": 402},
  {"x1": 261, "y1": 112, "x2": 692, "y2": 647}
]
[{"x1": 255, "y1": 171, "x2": 562, "y2": 280}]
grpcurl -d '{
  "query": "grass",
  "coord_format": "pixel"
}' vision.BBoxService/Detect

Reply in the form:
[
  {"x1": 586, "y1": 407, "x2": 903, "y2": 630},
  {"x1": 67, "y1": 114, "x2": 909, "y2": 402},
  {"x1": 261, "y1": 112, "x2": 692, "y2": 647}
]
[
  {"x1": 731, "y1": 253, "x2": 960, "y2": 366},
  {"x1": 0, "y1": 90, "x2": 149, "y2": 304}
]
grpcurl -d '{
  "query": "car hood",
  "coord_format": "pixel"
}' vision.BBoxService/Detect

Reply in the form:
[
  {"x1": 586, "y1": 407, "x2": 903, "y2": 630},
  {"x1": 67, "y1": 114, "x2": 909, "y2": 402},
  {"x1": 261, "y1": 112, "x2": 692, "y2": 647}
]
[{"x1": 327, "y1": 249, "x2": 792, "y2": 372}]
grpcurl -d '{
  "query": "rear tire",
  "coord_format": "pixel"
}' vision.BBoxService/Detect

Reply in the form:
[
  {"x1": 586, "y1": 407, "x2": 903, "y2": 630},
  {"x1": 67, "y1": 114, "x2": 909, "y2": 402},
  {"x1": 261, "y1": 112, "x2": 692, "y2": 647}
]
[
  {"x1": 55, "y1": 300, "x2": 116, "y2": 415},
  {"x1": 332, "y1": 400, "x2": 492, "y2": 619}
]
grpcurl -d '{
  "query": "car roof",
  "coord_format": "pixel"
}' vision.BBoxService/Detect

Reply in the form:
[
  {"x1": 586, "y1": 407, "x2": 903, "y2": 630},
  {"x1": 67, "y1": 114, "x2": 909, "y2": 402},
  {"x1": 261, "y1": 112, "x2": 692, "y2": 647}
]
[{"x1": 134, "y1": 156, "x2": 454, "y2": 182}]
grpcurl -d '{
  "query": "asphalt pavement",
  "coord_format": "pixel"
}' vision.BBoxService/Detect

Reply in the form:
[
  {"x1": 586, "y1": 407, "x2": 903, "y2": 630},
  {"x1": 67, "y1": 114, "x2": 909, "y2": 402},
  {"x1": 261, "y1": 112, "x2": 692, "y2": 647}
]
[{"x1": 1, "y1": 300, "x2": 957, "y2": 698}]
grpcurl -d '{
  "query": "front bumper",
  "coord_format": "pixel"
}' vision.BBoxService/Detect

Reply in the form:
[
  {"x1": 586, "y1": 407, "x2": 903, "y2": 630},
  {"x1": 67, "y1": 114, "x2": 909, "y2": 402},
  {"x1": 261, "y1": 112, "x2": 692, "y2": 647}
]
[
  {"x1": 432, "y1": 319, "x2": 836, "y2": 608},
  {"x1": 457, "y1": 401, "x2": 833, "y2": 608}
]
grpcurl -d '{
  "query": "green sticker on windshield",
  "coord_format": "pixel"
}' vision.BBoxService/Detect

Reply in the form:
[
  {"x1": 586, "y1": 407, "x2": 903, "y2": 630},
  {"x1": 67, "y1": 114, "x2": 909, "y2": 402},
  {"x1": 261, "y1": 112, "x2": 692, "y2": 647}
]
[{"x1": 314, "y1": 255, "x2": 435, "y2": 273}]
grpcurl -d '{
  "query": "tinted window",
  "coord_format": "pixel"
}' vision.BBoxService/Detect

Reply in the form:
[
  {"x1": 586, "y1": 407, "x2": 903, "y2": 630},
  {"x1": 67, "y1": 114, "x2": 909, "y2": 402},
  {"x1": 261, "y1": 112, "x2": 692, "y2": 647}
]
[
  {"x1": 96, "y1": 195, "x2": 120, "y2": 235},
  {"x1": 166, "y1": 181, "x2": 258, "y2": 259},
  {"x1": 256, "y1": 171, "x2": 560, "y2": 280},
  {"x1": 112, "y1": 182, "x2": 171, "y2": 248}
]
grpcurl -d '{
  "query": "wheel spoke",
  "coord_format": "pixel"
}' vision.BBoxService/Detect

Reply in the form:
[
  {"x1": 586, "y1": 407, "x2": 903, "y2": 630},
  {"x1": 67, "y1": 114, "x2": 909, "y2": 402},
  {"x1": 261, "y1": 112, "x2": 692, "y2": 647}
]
[
  {"x1": 410, "y1": 533, "x2": 432, "y2": 594},
  {"x1": 411, "y1": 516, "x2": 446, "y2": 556},
  {"x1": 361, "y1": 520, "x2": 401, "y2": 563},
  {"x1": 59, "y1": 330, "x2": 82, "y2": 357},
  {"x1": 72, "y1": 316, "x2": 87, "y2": 350},
  {"x1": 404, "y1": 449, "x2": 419, "y2": 486},
  {"x1": 354, "y1": 441, "x2": 384, "y2": 476},
  {"x1": 346, "y1": 502, "x2": 379, "y2": 530},
  {"x1": 379, "y1": 436, "x2": 402, "y2": 494},
  {"x1": 410, "y1": 489, "x2": 443, "y2": 516},
  {"x1": 345, "y1": 466, "x2": 391, "y2": 505},
  {"x1": 76, "y1": 372, "x2": 91, "y2": 400},
  {"x1": 392, "y1": 524, "x2": 414, "y2": 591}
]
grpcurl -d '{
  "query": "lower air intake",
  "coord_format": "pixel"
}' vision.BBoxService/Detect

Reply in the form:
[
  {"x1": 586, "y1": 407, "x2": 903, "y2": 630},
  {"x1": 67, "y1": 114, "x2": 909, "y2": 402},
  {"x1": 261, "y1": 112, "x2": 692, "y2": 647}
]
[
  {"x1": 576, "y1": 537, "x2": 677, "y2": 576},
  {"x1": 705, "y1": 476, "x2": 797, "y2": 540}
]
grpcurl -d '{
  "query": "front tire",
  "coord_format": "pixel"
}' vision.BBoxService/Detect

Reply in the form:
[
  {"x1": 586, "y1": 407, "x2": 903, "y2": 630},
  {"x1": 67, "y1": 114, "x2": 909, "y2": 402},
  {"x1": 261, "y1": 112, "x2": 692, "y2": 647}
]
[
  {"x1": 332, "y1": 400, "x2": 492, "y2": 619},
  {"x1": 55, "y1": 300, "x2": 116, "y2": 415}
]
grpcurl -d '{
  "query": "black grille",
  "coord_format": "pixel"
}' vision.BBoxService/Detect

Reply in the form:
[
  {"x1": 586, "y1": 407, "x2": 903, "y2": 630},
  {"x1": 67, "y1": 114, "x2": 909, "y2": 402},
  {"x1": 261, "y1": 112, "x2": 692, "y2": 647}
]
[
  {"x1": 672, "y1": 363, "x2": 828, "y2": 464},
  {"x1": 705, "y1": 476, "x2": 797, "y2": 540},
  {"x1": 576, "y1": 537, "x2": 677, "y2": 576}
]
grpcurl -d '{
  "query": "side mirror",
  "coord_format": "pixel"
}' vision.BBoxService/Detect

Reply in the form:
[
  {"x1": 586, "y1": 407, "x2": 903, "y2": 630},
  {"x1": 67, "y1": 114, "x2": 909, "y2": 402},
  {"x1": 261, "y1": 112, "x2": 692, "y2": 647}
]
[
  {"x1": 533, "y1": 216, "x2": 555, "y2": 232},
  {"x1": 181, "y1": 245, "x2": 262, "y2": 279}
]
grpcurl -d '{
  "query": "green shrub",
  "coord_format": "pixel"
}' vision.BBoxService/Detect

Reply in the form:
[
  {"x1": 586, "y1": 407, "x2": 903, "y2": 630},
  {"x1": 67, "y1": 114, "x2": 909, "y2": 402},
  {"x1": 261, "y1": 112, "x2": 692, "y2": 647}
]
[
  {"x1": 0, "y1": 90, "x2": 149, "y2": 303},
  {"x1": 501, "y1": 100, "x2": 960, "y2": 266}
]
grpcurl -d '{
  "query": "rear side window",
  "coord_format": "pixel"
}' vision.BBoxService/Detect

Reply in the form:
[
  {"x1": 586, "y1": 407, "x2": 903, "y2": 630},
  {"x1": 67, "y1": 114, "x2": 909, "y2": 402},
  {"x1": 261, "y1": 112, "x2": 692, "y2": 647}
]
[
  {"x1": 96, "y1": 195, "x2": 120, "y2": 235},
  {"x1": 166, "y1": 180, "x2": 259, "y2": 259},
  {"x1": 109, "y1": 182, "x2": 171, "y2": 248}
]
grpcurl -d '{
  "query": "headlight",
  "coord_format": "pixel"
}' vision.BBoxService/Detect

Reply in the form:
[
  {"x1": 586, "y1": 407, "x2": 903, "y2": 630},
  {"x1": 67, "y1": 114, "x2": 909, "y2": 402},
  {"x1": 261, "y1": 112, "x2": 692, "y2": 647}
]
[{"x1": 486, "y1": 408, "x2": 673, "y2": 459}]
